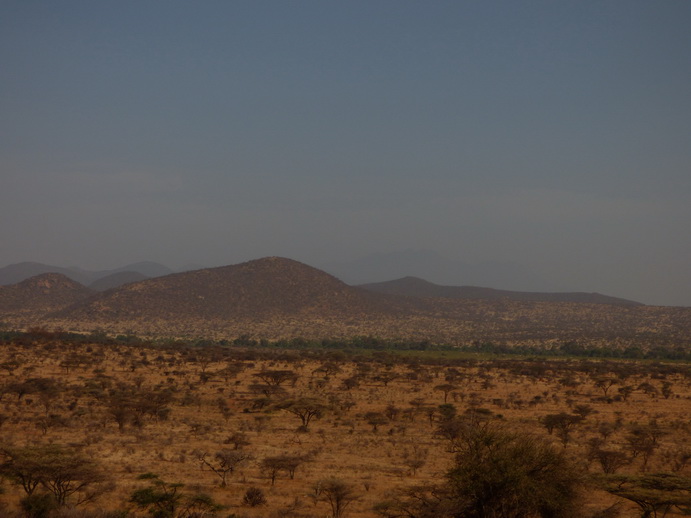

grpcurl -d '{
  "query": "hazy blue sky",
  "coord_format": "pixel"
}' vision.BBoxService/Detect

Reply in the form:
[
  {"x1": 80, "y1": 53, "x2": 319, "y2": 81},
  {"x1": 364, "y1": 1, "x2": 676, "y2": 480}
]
[{"x1": 2, "y1": 1, "x2": 690, "y2": 305}]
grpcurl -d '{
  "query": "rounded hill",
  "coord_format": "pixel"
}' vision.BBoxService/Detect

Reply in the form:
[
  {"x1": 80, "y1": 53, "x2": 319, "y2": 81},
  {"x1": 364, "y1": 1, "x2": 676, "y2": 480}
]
[
  {"x1": 0, "y1": 273, "x2": 93, "y2": 317},
  {"x1": 52, "y1": 257, "x2": 391, "y2": 323}
]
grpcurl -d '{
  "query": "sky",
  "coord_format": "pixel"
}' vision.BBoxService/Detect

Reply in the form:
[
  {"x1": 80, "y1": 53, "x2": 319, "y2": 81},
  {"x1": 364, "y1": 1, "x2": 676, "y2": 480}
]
[{"x1": 1, "y1": 1, "x2": 690, "y2": 306}]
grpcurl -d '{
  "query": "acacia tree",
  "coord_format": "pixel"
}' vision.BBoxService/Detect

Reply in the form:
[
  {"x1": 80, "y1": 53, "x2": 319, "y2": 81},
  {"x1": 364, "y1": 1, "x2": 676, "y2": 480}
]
[
  {"x1": 315, "y1": 478, "x2": 358, "y2": 518},
  {"x1": 573, "y1": 404, "x2": 597, "y2": 421},
  {"x1": 261, "y1": 455, "x2": 306, "y2": 485},
  {"x1": 373, "y1": 371, "x2": 398, "y2": 387},
  {"x1": 365, "y1": 411, "x2": 388, "y2": 432},
  {"x1": 261, "y1": 458, "x2": 283, "y2": 486},
  {"x1": 4, "y1": 377, "x2": 60, "y2": 404},
  {"x1": 618, "y1": 385, "x2": 634, "y2": 401},
  {"x1": 594, "y1": 377, "x2": 619, "y2": 397},
  {"x1": 253, "y1": 369, "x2": 299, "y2": 387},
  {"x1": 130, "y1": 473, "x2": 223, "y2": 517},
  {"x1": 0, "y1": 446, "x2": 43, "y2": 495},
  {"x1": 39, "y1": 448, "x2": 107, "y2": 506},
  {"x1": 0, "y1": 445, "x2": 107, "y2": 507},
  {"x1": 313, "y1": 361, "x2": 342, "y2": 378},
  {"x1": 275, "y1": 397, "x2": 328, "y2": 431},
  {"x1": 540, "y1": 413, "x2": 583, "y2": 446},
  {"x1": 626, "y1": 423, "x2": 666, "y2": 470},
  {"x1": 341, "y1": 376, "x2": 360, "y2": 391},
  {"x1": 433, "y1": 384, "x2": 458, "y2": 403},
  {"x1": 591, "y1": 448, "x2": 630, "y2": 474},
  {"x1": 598, "y1": 472, "x2": 691, "y2": 518},
  {"x1": 199, "y1": 450, "x2": 252, "y2": 488},
  {"x1": 106, "y1": 386, "x2": 173, "y2": 431},
  {"x1": 249, "y1": 382, "x2": 287, "y2": 399}
]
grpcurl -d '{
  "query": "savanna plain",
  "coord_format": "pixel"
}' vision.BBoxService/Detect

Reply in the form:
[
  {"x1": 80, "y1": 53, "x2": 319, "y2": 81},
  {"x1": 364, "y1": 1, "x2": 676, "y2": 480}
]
[{"x1": 1, "y1": 330, "x2": 690, "y2": 518}]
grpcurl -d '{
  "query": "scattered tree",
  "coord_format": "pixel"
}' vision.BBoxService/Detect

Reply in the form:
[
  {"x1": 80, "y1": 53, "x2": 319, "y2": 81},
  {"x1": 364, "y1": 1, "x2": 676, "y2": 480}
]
[
  {"x1": 597, "y1": 472, "x2": 691, "y2": 518},
  {"x1": 199, "y1": 450, "x2": 251, "y2": 488},
  {"x1": 129, "y1": 473, "x2": 223, "y2": 518},
  {"x1": 275, "y1": 397, "x2": 328, "y2": 431},
  {"x1": 433, "y1": 384, "x2": 457, "y2": 403},
  {"x1": 365, "y1": 411, "x2": 389, "y2": 432},
  {"x1": 254, "y1": 369, "x2": 299, "y2": 387},
  {"x1": 314, "y1": 478, "x2": 358, "y2": 518},
  {"x1": 0, "y1": 444, "x2": 108, "y2": 507}
]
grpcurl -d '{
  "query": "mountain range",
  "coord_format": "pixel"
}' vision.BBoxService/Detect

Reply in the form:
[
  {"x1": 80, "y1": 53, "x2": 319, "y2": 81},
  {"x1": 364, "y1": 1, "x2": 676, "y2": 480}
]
[
  {"x1": 322, "y1": 249, "x2": 552, "y2": 292},
  {"x1": 358, "y1": 277, "x2": 642, "y2": 306},
  {"x1": 0, "y1": 256, "x2": 641, "y2": 304},
  {"x1": 1, "y1": 257, "x2": 690, "y2": 347},
  {"x1": 0, "y1": 261, "x2": 172, "y2": 291}
]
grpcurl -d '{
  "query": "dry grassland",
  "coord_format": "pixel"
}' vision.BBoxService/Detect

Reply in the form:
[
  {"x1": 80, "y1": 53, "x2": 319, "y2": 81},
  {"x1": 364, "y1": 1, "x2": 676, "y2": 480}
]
[{"x1": 0, "y1": 339, "x2": 690, "y2": 517}]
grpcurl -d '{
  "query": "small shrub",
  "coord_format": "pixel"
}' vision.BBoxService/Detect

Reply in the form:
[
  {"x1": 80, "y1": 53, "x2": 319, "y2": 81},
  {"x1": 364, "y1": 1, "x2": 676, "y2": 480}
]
[
  {"x1": 243, "y1": 487, "x2": 267, "y2": 507},
  {"x1": 20, "y1": 493, "x2": 59, "y2": 518}
]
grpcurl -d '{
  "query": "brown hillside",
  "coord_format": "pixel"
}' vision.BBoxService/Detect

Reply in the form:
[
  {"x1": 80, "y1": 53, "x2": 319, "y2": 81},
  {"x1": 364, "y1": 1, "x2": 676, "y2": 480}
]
[
  {"x1": 0, "y1": 273, "x2": 94, "y2": 317},
  {"x1": 3, "y1": 257, "x2": 690, "y2": 348},
  {"x1": 48, "y1": 256, "x2": 398, "y2": 323}
]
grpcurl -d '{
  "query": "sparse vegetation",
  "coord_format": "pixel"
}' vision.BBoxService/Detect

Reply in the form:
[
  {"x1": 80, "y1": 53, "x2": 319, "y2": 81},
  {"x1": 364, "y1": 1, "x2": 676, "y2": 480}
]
[
  {"x1": 0, "y1": 328, "x2": 689, "y2": 516},
  {"x1": 2, "y1": 258, "x2": 691, "y2": 353}
]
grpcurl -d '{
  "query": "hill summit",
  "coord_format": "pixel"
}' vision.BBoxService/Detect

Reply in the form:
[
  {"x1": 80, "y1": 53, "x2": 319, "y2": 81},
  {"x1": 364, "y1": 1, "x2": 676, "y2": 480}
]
[
  {"x1": 50, "y1": 257, "x2": 390, "y2": 324},
  {"x1": 0, "y1": 273, "x2": 94, "y2": 317}
]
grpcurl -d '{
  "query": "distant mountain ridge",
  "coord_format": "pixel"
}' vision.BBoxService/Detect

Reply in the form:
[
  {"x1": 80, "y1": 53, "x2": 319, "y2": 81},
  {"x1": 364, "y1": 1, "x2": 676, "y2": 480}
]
[
  {"x1": 1, "y1": 254, "x2": 639, "y2": 304},
  {"x1": 0, "y1": 261, "x2": 172, "y2": 290},
  {"x1": 323, "y1": 249, "x2": 552, "y2": 292},
  {"x1": 0, "y1": 262, "x2": 91, "y2": 286},
  {"x1": 358, "y1": 276, "x2": 643, "y2": 306},
  {"x1": 70, "y1": 261, "x2": 173, "y2": 280},
  {"x1": 88, "y1": 271, "x2": 150, "y2": 292},
  {"x1": 1, "y1": 257, "x2": 690, "y2": 346}
]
